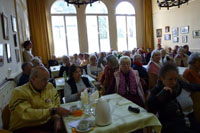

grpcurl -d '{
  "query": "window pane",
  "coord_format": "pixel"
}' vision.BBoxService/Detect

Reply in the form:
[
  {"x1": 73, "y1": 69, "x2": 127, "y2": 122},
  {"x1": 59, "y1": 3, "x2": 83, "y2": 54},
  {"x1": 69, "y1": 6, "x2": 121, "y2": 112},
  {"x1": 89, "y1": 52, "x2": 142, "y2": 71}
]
[
  {"x1": 51, "y1": 16, "x2": 67, "y2": 57},
  {"x1": 51, "y1": 1, "x2": 76, "y2": 14},
  {"x1": 116, "y1": 2, "x2": 135, "y2": 15},
  {"x1": 98, "y1": 16, "x2": 110, "y2": 52},
  {"x1": 116, "y1": 16, "x2": 127, "y2": 51},
  {"x1": 65, "y1": 16, "x2": 80, "y2": 56},
  {"x1": 86, "y1": 16, "x2": 99, "y2": 54},
  {"x1": 127, "y1": 16, "x2": 137, "y2": 50},
  {"x1": 86, "y1": 1, "x2": 108, "y2": 14}
]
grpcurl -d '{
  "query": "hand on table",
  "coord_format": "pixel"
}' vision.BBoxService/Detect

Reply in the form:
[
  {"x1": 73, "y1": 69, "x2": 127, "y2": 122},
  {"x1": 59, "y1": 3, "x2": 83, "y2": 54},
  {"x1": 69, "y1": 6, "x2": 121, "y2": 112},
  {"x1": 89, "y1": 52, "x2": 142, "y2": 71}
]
[{"x1": 56, "y1": 107, "x2": 72, "y2": 116}]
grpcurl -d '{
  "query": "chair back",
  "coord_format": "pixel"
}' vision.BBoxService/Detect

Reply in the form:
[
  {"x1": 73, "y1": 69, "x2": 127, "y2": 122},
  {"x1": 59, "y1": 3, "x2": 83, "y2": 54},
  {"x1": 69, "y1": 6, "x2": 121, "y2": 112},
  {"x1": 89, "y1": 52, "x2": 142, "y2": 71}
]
[{"x1": 2, "y1": 104, "x2": 10, "y2": 130}]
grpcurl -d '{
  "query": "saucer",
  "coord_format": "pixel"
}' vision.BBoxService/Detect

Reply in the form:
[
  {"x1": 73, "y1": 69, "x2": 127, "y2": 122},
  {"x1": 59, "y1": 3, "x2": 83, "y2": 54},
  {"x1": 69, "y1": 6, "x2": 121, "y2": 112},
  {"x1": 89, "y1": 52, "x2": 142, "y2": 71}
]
[{"x1": 76, "y1": 126, "x2": 92, "y2": 132}]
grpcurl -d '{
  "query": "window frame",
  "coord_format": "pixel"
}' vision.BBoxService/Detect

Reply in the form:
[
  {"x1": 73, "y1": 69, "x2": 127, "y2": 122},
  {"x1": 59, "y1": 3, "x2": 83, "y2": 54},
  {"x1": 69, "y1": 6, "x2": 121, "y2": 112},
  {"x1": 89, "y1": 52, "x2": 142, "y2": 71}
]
[
  {"x1": 51, "y1": 2, "x2": 79, "y2": 56},
  {"x1": 115, "y1": 2, "x2": 137, "y2": 51}
]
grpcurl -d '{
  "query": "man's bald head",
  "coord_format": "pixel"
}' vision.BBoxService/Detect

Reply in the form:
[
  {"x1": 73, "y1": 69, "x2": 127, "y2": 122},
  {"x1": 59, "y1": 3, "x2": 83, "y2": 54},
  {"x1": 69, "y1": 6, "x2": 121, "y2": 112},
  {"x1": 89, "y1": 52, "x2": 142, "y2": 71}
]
[{"x1": 30, "y1": 66, "x2": 50, "y2": 90}]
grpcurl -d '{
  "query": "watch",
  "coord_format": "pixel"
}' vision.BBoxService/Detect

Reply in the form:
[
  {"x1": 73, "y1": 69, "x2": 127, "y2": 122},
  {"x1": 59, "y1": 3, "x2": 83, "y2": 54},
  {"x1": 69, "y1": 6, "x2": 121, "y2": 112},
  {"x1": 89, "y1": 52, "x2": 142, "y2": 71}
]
[{"x1": 51, "y1": 108, "x2": 56, "y2": 115}]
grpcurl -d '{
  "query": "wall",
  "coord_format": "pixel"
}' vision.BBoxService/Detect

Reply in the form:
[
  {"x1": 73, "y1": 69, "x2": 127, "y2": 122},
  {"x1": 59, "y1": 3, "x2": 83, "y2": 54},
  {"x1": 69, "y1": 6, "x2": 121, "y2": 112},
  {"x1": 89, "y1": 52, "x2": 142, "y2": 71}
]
[
  {"x1": 46, "y1": 0, "x2": 144, "y2": 53},
  {"x1": 0, "y1": 0, "x2": 29, "y2": 129},
  {"x1": 0, "y1": 0, "x2": 29, "y2": 84},
  {"x1": 152, "y1": 0, "x2": 200, "y2": 51}
]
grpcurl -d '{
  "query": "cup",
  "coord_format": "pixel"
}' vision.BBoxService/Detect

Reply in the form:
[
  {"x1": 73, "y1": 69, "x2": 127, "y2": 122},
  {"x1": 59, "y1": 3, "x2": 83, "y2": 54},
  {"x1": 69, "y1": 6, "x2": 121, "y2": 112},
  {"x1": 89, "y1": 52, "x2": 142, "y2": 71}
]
[
  {"x1": 77, "y1": 119, "x2": 90, "y2": 131},
  {"x1": 83, "y1": 104, "x2": 90, "y2": 115}
]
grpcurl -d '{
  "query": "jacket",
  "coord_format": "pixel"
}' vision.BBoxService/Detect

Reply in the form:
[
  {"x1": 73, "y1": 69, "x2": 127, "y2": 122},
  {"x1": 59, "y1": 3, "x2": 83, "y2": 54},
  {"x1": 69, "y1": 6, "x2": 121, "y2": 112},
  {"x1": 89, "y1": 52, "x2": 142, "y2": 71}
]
[{"x1": 9, "y1": 82, "x2": 60, "y2": 131}]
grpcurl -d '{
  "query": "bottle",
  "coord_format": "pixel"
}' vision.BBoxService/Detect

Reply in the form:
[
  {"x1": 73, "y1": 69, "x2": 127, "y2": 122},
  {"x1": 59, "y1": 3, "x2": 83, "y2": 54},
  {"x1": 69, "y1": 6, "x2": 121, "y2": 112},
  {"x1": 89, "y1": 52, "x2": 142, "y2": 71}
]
[{"x1": 63, "y1": 71, "x2": 67, "y2": 81}]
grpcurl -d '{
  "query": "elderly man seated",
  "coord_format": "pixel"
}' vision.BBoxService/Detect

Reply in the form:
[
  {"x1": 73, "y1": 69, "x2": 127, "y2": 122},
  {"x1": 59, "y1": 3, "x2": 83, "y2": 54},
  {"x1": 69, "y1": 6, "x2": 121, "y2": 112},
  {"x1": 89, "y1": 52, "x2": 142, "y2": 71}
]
[
  {"x1": 17, "y1": 62, "x2": 33, "y2": 86},
  {"x1": 9, "y1": 66, "x2": 71, "y2": 133}
]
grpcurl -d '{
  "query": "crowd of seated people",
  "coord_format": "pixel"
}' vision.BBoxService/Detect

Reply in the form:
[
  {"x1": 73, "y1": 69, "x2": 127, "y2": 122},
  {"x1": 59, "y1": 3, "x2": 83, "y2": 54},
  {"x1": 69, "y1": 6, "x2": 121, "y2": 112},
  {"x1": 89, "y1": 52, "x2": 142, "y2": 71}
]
[{"x1": 7, "y1": 39, "x2": 200, "y2": 133}]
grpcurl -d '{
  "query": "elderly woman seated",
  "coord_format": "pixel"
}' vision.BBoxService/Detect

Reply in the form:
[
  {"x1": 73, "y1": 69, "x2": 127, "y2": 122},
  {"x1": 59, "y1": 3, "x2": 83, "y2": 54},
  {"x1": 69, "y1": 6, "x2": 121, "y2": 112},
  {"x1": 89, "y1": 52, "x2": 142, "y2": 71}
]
[
  {"x1": 87, "y1": 54, "x2": 104, "y2": 80},
  {"x1": 100, "y1": 55, "x2": 119, "y2": 95},
  {"x1": 31, "y1": 57, "x2": 43, "y2": 67},
  {"x1": 114, "y1": 56, "x2": 145, "y2": 107},
  {"x1": 148, "y1": 62, "x2": 200, "y2": 133},
  {"x1": 147, "y1": 49, "x2": 161, "y2": 90},
  {"x1": 64, "y1": 64, "x2": 96, "y2": 103},
  {"x1": 174, "y1": 47, "x2": 188, "y2": 67},
  {"x1": 183, "y1": 53, "x2": 200, "y2": 125},
  {"x1": 59, "y1": 55, "x2": 71, "y2": 77}
]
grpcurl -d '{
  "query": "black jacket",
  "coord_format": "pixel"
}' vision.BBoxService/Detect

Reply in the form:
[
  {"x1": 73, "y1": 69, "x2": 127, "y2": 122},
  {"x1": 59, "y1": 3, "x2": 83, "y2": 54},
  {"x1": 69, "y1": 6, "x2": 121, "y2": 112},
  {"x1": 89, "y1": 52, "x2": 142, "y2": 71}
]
[
  {"x1": 148, "y1": 80, "x2": 200, "y2": 130},
  {"x1": 67, "y1": 77, "x2": 91, "y2": 94}
]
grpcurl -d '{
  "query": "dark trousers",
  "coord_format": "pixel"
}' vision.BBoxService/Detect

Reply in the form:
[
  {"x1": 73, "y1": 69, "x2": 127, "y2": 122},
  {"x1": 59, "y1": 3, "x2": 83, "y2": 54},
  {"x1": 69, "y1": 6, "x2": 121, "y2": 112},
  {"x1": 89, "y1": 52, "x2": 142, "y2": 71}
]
[{"x1": 13, "y1": 119, "x2": 54, "y2": 133}]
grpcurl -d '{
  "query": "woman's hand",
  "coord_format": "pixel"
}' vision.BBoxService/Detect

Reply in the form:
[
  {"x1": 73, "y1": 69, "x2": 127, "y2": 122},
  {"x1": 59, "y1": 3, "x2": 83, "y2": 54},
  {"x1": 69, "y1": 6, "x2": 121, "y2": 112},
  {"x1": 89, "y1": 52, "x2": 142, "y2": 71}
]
[{"x1": 163, "y1": 86, "x2": 173, "y2": 94}]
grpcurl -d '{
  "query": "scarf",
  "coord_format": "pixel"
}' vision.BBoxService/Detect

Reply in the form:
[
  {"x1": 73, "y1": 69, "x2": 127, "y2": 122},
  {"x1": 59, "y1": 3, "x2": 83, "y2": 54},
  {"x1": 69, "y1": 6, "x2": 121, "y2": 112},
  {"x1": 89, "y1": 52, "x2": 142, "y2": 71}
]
[
  {"x1": 118, "y1": 70, "x2": 137, "y2": 95},
  {"x1": 133, "y1": 61, "x2": 143, "y2": 67}
]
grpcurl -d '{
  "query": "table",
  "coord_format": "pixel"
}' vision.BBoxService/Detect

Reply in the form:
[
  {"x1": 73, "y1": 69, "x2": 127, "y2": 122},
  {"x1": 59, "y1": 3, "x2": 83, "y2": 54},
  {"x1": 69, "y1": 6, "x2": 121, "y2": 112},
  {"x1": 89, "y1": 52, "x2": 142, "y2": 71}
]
[
  {"x1": 178, "y1": 67, "x2": 187, "y2": 75},
  {"x1": 61, "y1": 94, "x2": 162, "y2": 133},
  {"x1": 50, "y1": 65, "x2": 61, "y2": 78}
]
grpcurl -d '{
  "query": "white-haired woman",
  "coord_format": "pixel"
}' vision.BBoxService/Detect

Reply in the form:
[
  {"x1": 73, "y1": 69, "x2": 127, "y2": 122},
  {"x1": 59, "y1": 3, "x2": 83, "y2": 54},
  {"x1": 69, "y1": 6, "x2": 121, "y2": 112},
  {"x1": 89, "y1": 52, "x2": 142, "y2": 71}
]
[
  {"x1": 31, "y1": 57, "x2": 43, "y2": 67},
  {"x1": 174, "y1": 47, "x2": 188, "y2": 67},
  {"x1": 114, "y1": 56, "x2": 145, "y2": 107},
  {"x1": 147, "y1": 49, "x2": 161, "y2": 89},
  {"x1": 59, "y1": 55, "x2": 71, "y2": 77},
  {"x1": 87, "y1": 54, "x2": 104, "y2": 80}
]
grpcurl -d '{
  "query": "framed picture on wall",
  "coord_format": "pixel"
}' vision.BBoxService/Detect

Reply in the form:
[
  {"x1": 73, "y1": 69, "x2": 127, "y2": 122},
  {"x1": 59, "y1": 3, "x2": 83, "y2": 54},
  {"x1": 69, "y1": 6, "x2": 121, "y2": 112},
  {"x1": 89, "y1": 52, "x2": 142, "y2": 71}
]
[
  {"x1": 13, "y1": 34, "x2": 18, "y2": 47},
  {"x1": 0, "y1": 44, "x2": 4, "y2": 67},
  {"x1": 182, "y1": 35, "x2": 188, "y2": 43},
  {"x1": 173, "y1": 37, "x2": 179, "y2": 43},
  {"x1": 5, "y1": 43, "x2": 12, "y2": 63},
  {"x1": 11, "y1": 16, "x2": 17, "y2": 32},
  {"x1": 15, "y1": 49, "x2": 20, "y2": 62},
  {"x1": 165, "y1": 26, "x2": 170, "y2": 33},
  {"x1": 172, "y1": 27, "x2": 179, "y2": 37},
  {"x1": 193, "y1": 30, "x2": 200, "y2": 38},
  {"x1": 164, "y1": 34, "x2": 171, "y2": 40},
  {"x1": 156, "y1": 29, "x2": 162, "y2": 37},
  {"x1": 1, "y1": 12, "x2": 9, "y2": 40},
  {"x1": 180, "y1": 26, "x2": 189, "y2": 34}
]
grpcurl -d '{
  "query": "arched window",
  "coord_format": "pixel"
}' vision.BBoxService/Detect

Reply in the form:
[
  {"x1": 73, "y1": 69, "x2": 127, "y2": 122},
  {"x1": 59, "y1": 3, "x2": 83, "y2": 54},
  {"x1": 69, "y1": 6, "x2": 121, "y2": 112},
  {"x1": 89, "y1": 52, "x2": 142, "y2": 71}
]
[
  {"x1": 116, "y1": 2, "x2": 137, "y2": 51},
  {"x1": 86, "y1": 1, "x2": 110, "y2": 54},
  {"x1": 51, "y1": 1, "x2": 80, "y2": 57}
]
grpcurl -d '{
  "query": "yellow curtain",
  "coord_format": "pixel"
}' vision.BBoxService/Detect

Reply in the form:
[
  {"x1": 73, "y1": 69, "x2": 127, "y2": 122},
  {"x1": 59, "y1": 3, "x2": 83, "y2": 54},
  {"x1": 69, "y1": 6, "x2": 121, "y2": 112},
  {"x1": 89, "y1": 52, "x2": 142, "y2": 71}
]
[
  {"x1": 27, "y1": 0, "x2": 52, "y2": 65},
  {"x1": 143, "y1": 0, "x2": 154, "y2": 50}
]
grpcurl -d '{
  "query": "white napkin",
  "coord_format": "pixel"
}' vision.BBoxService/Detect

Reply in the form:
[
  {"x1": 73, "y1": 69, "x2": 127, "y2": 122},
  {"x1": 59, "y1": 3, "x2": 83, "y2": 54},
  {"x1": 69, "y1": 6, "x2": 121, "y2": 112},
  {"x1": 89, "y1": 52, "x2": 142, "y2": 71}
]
[
  {"x1": 80, "y1": 89, "x2": 88, "y2": 104},
  {"x1": 89, "y1": 90, "x2": 99, "y2": 103}
]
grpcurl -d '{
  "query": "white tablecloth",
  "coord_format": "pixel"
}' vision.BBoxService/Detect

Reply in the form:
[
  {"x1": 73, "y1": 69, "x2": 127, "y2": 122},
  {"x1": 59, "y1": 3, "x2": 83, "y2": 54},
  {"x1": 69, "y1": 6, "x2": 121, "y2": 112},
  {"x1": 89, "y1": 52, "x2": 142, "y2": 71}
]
[{"x1": 61, "y1": 94, "x2": 162, "y2": 133}]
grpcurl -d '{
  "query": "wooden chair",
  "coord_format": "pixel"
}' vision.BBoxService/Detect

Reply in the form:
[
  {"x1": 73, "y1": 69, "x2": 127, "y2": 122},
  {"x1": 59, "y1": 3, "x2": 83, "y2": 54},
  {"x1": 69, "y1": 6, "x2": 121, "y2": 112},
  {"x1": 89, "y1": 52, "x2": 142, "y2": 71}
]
[{"x1": 2, "y1": 104, "x2": 10, "y2": 130}]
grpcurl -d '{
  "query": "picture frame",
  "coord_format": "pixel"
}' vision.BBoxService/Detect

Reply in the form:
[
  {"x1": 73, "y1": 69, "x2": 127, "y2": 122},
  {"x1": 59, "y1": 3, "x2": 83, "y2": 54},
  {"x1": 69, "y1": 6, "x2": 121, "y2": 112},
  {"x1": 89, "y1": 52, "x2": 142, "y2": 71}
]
[
  {"x1": 13, "y1": 34, "x2": 18, "y2": 47},
  {"x1": 182, "y1": 35, "x2": 188, "y2": 43},
  {"x1": 1, "y1": 12, "x2": 9, "y2": 40},
  {"x1": 15, "y1": 49, "x2": 20, "y2": 62},
  {"x1": 11, "y1": 16, "x2": 17, "y2": 32},
  {"x1": 173, "y1": 37, "x2": 179, "y2": 43},
  {"x1": 5, "y1": 43, "x2": 12, "y2": 63},
  {"x1": 180, "y1": 26, "x2": 189, "y2": 34},
  {"x1": 193, "y1": 30, "x2": 200, "y2": 38},
  {"x1": 156, "y1": 29, "x2": 162, "y2": 37},
  {"x1": 172, "y1": 27, "x2": 179, "y2": 37},
  {"x1": 165, "y1": 26, "x2": 170, "y2": 33},
  {"x1": 164, "y1": 34, "x2": 171, "y2": 40},
  {"x1": 0, "y1": 44, "x2": 4, "y2": 67}
]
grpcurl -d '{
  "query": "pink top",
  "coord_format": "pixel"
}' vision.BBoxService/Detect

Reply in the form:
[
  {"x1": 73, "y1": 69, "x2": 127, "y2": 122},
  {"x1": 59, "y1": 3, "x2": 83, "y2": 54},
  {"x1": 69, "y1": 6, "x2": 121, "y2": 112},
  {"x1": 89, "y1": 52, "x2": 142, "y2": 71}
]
[{"x1": 147, "y1": 62, "x2": 160, "y2": 76}]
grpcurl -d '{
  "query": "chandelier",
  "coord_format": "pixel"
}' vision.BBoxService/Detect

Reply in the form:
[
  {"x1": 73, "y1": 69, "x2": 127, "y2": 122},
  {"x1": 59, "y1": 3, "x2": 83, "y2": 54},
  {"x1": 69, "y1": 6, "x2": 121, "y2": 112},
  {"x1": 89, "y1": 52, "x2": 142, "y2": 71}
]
[
  {"x1": 65, "y1": 0, "x2": 99, "y2": 7},
  {"x1": 157, "y1": 0, "x2": 189, "y2": 10}
]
